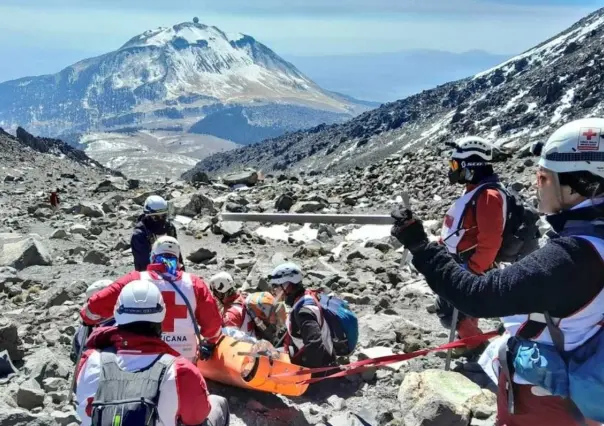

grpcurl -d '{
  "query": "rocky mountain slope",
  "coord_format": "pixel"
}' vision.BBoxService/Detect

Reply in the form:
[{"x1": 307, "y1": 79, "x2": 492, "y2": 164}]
[
  {"x1": 0, "y1": 20, "x2": 370, "y2": 144},
  {"x1": 0, "y1": 120, "x2": 549, "y2": 424},
  {"x1": 186, "y1": 7, "x2": 604, "y2": 178}
]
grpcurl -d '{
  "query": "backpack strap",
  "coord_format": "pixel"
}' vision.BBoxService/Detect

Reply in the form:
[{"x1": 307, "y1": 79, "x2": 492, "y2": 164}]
[
  {"x1": 458, "y1": 182, "x2": 507, "y2": 232},
  {"x1": 294, "y1": 291, "x2": 324, "y2": 328},
  {"x1": 164, "y1": 277, "x2": 203, "y2": 345}
]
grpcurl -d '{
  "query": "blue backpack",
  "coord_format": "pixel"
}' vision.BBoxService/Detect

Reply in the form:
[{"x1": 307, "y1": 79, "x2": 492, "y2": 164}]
[
  {"x1": 510, "y1": 224, "x2": 604, "y2": 422},
  {"x1": 298, "y1": 292, "x2": 359, "y2": 356}
]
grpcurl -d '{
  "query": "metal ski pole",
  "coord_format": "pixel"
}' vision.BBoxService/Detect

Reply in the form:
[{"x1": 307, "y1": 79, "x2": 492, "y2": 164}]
[{"x1": 445, "y1": 307, "x2": 459, "y2": 371}]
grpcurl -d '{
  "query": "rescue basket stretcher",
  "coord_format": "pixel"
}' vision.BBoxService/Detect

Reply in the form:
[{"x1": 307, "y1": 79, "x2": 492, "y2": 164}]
[{"x1": 197, "y1": 334, "x2": 310, "y2": 396}]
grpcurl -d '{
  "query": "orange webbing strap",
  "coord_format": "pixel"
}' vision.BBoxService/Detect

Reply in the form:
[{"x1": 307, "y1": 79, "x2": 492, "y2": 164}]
[{"x1": 270, "y1": 330, "x2": 499, "y2": 384}]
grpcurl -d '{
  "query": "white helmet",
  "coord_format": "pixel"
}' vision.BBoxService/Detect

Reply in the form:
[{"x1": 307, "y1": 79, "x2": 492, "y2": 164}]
[
  {"x1": 143, "y1": 195, "x2": 168, "y2": 215},
  {"x1": 449, "y1": 136, "x2": 494, "y2": 162},
  {"x1": 114, "y1": 280, "x2": 166, "y2": 325},
  {"x1": 537, "y1": 118, "x2": 604, "y2": 178},
  {"x1": 209, "y1": 272, "x2": 235, "y2": 294},
  {"x1": 151, "y1": 236, "x2": 180, "y2": 259},
  {"x1": 269, "y1": 262, "x2": 303, "y2": 286},
  {"x1": 86, "y1": 279, "x2": 113, "y2": 300}
]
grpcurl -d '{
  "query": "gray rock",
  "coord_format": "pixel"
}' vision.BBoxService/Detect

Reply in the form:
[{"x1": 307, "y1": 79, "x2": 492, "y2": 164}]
[
  {"x1": 223, "y1": 170, "x2": 258, "y2": 186},
  {"x1": 291, "y1": 201, "x2": 325, "y2": 213},
  {"x1": 17, "y1": 378, "x2": 45, "y2": 410},
  {"x1": 71, "y1": 202, "x2": 104, "y2": 218},
  {"x1": 51, "y1": 411, "x2": 78, "y2": 426},
  {"x1": 69, "y1": 224, "x2": 88, "y2": 235},
  {"x1": 42, "y1": 378, "x2": 67, "y2": 393},
  {"x1": 398, "y1": 370, "x2": 487, "y2": 426},
  {"x1": 187, "y1": 248, "x2": 217, "y2": 264},
  {"x1": 0, "y1": 238, "x2": 52, "y2": 270},
  {"x1": 0, "y1": 407, "x2": 57, "y2": 426},
  {"x1": 275, "y1": 194, "x2": 295, "y2": 212},
  {"x1": 189, "y1": 171, "x2": 211, "y2": 184},
  {"x1": 24, "y1": 348, "x2": 71, "y2": 383},
  {"x1": 326, "y1": 412, "x2": 369, "y2": 426},
  {"x1": 49, "y1": 229, "x2": 68, "y2": 240},
  {"x1": 213, "y1": 221, "x2": 244, "y2": 238},
  {"x1": 0, "y1": 320, "x2": 24, "y2": 361},
  {"x1": 83, "y1": 250, "x2": 110, "y2": 265},
  {"x1": 170, "y1": 193, "x2": 215, "y2": 217},
  {"x1": 327, "y1": 395, "x2": 346, "y2": 411}
]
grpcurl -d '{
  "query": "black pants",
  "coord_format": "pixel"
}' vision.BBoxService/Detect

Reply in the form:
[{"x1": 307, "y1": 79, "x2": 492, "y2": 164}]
[{"x1": 434, "y1": 296, "x2": 471, "y2": 329}]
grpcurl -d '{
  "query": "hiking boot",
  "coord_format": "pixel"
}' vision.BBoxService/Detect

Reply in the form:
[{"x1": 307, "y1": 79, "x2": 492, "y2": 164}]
[{"x1": 451, "y1": 318, "x2": 486, "y2": 359}]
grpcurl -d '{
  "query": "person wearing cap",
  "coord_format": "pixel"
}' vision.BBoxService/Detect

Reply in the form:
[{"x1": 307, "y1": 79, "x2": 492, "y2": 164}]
[
  {"x1": 76, "y1": 280, "x2": 230, "y2": 426},
  {"x1": 390, "y1": 118, "x2": 604, "y2": 426},
  {"x1": 132, "y1": 195, "x2": 180, "y2": 272},
  {"x1": 70, "y1": 279, "x2": 114, "y2": 362},
  {"x1": 80, "y1": 236, "x2": 223, "y2": 363},
  {"x1": 268, "y1": 262, "x2": 335, "y2": 369},
  {"x1": 434, "y1": 136, "x2": 507, "y2": 357}
]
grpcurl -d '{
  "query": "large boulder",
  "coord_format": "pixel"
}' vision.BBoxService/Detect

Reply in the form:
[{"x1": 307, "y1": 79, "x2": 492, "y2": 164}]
[
  {"x1": 16, "y1": 378, "x2": 45, "y2": 410},
  {"x1": 398, "y1": 370, "x2": 493, "y2": 426},
  {"x1": 0, "y1": 407, "x2": 57, "y2": 426},
  {"x1": 187, "y1": 248, "x2": 217, "y2": 264},
  {"x1": 291, "y1": 201, "x2": 326, "y2": 213},
  {"x1": 71, "y1": 202, "x2": 104, "y2": 218},
  {"x1": 23, "y1": 348, "x2": 71, "y2": 384},
  {"x1": 0, "y1": 238, "x2": 52, "y2": 270},
  {"x1": 222, "y1": 170, "x2": 258, "y2": 186},
  {"x1": 169, "y1": 193, "x2": 215, "y2": 217}
]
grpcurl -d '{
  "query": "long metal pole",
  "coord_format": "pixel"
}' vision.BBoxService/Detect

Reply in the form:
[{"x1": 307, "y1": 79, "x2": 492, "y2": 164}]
[{"x1": 220, "y1": 212, "x2": 395, "y2": 225}]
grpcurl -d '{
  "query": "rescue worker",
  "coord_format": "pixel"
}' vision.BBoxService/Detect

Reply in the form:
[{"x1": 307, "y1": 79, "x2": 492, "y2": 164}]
[
  {"x1": 209, "y1": 273, "x2": 285, "y2": 344},
  {"x1": 390, "y1": 117, "x2": 604, "y2": 426},
  {"x1": 76, "y1": 280, "x2": 230, "y2": 426},
  {"x1": 209, "y1": 272, "x2": 245, "y2": 327},
  {"x1": 71, "y1": 279, "x2": 114, "y2": 362},
  {"x1": 435, "y1": 136, "x2": 506, "y2": 355},
  {"x1": 131, "y1": 195, "x2": 180, "y2": 271},
  {"x1": 49, "y1": 189, "x2": 60, "y2": 210},
  {"x1": 269, "y1": 262, "x2": 335, "y2": 369},
  {"x1": 81, "y1": 236, "x2": 223, "y2": 363}
]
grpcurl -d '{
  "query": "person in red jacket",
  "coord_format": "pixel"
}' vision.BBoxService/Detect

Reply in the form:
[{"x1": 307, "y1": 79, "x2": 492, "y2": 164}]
[
  {"x1": 76, "y1": 280, "x2": 229, "y2": 426},
  {"x1": 49, "y1": 189, "x2": 60, "y2": 210},
  {"x1": 208, "y1": 271, "x2": 246, "y2": 328},
  {"x1": 81, "y1": 236, "x2": 223, "y2": 363},
  {"x1": 435, "y1": 136, "x2": 506, "y2": 354}
]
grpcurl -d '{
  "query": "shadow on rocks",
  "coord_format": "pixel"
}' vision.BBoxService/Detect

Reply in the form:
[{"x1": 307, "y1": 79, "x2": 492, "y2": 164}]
[{"x1": 207, "y1": 382, "x2": 312, "y2": 426}]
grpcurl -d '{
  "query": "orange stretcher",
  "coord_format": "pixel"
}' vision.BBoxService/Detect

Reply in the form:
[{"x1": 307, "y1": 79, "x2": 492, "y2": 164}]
[{"x1": 196, "y1": 335, "x2": 310, "y2": 396}]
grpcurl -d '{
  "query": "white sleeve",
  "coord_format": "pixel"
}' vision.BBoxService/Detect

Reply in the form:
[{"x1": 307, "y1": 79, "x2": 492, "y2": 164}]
[
  {"x1": 157, "y1": 363, "x2": 179, "y2": 426},
  {"x1": 75, "y1": 352, "x2": 101, "y2": 426}
]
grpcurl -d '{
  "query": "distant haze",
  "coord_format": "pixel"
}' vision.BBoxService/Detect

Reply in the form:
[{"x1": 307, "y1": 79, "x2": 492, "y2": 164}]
[{"x1": 287, "y1": 49, "x2": 511, "y2": 102}]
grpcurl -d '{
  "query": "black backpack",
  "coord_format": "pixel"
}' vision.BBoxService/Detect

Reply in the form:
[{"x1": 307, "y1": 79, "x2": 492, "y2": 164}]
[
  {"x1": 459, "y1": 182, "x2": 541, "y2": 263},
  {"x1": 90, "y1": 352, "x2": 174, "y2": 426}
]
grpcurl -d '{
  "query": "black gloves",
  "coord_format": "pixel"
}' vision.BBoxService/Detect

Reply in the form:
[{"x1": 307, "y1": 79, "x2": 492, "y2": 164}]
[
  {"x1": 198, "y1": 341, "x2": 216, "y2": 361},
  {"x1": 390, "y1": 205, "x2": 429, "y2": 252}
]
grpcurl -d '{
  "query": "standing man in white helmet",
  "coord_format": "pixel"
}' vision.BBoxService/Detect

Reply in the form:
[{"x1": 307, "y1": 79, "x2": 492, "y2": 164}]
[
  {"x1": 81, "y1": 236, "x2": 223, "y2": 364},
  {"x1": 76, "y1": 280, "x2": 230, "y2": 426},
  {"x1": 132, "y1": 195, "x2": 181, "y2": 272},
  {"x1": 390, "y1": 118, "x2": 604, "y2": 426},
  {"x1": 433, "y1": 136, "x2": 509, "y2": 357}
]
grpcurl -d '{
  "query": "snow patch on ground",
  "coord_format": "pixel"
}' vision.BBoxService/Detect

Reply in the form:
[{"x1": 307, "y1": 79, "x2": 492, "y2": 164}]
[
  {"x1": 254, "y1": 223, "x2": 318, "y2": 242},
  {"x1": 550, "y1": 87, "x2": 576, "y2": 124}
]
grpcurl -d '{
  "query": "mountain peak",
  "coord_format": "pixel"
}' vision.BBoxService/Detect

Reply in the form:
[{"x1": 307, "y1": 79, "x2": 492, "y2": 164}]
[{"x1": 119, "y1": 20, "x2": 235, "y2": 51}]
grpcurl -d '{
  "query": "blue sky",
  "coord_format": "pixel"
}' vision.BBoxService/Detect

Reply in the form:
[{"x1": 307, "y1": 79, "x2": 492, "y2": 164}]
[{"x1": 0, "y1": 0, "x2": 601, "y2": 82}]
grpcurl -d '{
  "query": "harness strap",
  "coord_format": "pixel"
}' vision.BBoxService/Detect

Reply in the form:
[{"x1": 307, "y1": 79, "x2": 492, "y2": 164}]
[{"x1": 498, "y1": 340, "x2": 516, "y2": 415}]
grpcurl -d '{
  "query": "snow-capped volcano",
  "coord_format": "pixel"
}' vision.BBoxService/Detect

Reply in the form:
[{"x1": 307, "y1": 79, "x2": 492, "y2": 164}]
[
  {"x1": 0, "y1": 21, "x2": 370, "y2": 139},
  {"x1": 185, "y1": 7, "x2": 604, "y2": 176}
]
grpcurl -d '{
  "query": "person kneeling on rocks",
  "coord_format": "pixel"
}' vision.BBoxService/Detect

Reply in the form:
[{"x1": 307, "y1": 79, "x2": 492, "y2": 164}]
[
  {"x1": 269, "y1": 262, "x2": 336, "y2": 369},
  {"x1": 81, "y1": 236, "x2": 223, "y2": 364},
  {"x1": 209, "y1": 272, "x2": 246, "y2": 326},
  {"x1": 76, "y1": 280, "x2": 230, "y2": 426}
]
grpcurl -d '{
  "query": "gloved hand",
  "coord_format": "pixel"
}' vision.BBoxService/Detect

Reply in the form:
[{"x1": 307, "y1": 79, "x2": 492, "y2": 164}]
[
  {"x1": 198, "y1": 341, "x2": 216, "y2": 361},
  {"x1": 390, "y1": 205, "x2": 429, "y2": 252}
]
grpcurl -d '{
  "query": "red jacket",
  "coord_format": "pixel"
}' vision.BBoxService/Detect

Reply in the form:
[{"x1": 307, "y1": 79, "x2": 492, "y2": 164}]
[
  {"x1": 76, "y1": 327, "x2": 211, "y2": 426},
  {"x1": 455, "y1": 184, "x2": 505, "y2": 274},
  {"x1": 81, "y1": 266, "x2": 222, "y2": 360},
  {"x1": 222, "y1": 293, "x2": 246, "y2": 329},
  {"x1": 49, "y1": 192, "x2": 60, "y2": 207}
]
